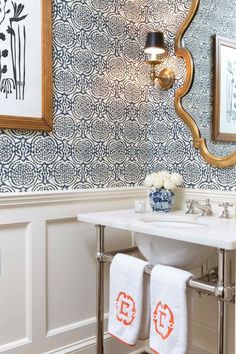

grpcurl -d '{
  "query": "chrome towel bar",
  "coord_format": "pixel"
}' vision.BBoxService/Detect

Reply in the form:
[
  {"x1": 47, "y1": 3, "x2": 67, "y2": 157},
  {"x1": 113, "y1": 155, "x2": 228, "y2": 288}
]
[{"x1": 100, "y1": 249, "x2": 235, "y2": 301}]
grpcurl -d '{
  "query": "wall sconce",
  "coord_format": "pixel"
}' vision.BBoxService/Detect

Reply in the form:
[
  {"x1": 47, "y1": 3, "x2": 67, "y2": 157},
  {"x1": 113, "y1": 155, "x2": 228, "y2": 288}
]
[{"x1": 144, "y1": 31, "x2": 175, "y2": 90}]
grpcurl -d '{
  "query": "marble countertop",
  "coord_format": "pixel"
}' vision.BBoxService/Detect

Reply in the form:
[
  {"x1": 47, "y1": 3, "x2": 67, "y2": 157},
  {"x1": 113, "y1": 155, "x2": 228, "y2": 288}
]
[{"x1": 77, "y1": 209, "x2": 236, "y2": 250}]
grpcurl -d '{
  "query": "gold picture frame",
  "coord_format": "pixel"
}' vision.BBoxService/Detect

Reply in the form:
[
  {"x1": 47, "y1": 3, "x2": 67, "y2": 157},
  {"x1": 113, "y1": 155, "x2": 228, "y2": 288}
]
[
  {"x1": 175, "y1": 0, "x2": 236, "y2": 167},
  {"x1": 213, "y1": 35, "x2": 236, "y2": 142},
  {"x1": 0, "y1": 0, "x2": 52, "y2": 131}
]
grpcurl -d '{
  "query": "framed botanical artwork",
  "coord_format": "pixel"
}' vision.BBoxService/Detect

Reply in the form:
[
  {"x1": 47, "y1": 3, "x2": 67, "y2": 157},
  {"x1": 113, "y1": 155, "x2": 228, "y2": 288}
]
[
  {"x1": 0, "y1": 0, "x2": 52, "y2": 131},
  {"x1": 213, "y1": 35, "x2": 236, "y2": 142}
]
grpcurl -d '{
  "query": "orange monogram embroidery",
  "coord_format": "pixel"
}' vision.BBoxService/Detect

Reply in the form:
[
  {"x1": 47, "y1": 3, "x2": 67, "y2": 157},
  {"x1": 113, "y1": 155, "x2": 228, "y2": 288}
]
[
  {"x1": 153, "y1": 301, "x2": 175, "y2": 340},
  {"x1": 116, "y1": 292, "x2": 136, "y2": 326}
]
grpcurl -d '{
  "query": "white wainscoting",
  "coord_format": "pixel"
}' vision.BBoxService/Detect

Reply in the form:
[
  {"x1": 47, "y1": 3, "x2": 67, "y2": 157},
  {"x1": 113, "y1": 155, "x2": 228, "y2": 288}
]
[
  {"x1": 0, "y1": 187, "x2": 234, "y2": 354},
  {"x1": 0, "y1": 187, "x2": 146, "y2": 354}
]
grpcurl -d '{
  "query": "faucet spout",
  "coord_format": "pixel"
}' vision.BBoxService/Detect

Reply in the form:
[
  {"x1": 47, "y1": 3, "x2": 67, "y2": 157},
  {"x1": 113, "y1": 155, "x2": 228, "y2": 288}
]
[{"x1": 185, "y1": 199, "x2": 213, "y2": 216}]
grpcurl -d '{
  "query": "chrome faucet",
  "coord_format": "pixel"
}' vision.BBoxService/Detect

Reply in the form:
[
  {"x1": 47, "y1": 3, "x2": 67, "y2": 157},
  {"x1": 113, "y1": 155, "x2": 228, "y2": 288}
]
[
  {"x1": 218, "y1": 202, "x2": 233, "y2": 219},
  {"x1": 185, "y1": 199, "x2": 213, "y2": 216}
]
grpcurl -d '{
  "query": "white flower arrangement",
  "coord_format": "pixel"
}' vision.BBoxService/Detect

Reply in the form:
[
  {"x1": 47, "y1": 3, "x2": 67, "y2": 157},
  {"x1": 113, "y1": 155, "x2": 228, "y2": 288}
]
[{"x1": 144, "y1": 170, "x2": 183, "y2": 191}]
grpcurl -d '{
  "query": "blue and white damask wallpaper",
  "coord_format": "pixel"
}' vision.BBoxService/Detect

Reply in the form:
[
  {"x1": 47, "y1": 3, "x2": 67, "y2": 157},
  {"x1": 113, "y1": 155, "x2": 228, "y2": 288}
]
[{"x1": 0, "y1": 0, "x2": 235, "y2": 192}]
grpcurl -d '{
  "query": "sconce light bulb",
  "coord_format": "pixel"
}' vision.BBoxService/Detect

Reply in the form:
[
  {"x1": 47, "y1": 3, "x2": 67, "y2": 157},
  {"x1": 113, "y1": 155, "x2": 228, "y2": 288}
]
[
  {"x1": 144, "y1": 47, "x2": 166, "y2": 56},
  {"x1": 144, "y1": 47, "x2": 166, "y2": 62}
]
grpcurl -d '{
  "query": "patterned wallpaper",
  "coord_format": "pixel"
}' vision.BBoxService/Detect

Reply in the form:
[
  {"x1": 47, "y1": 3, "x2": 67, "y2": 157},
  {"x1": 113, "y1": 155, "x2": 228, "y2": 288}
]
[{"x1": 0, "y1": 0, "x2": 235, "y2": 192}]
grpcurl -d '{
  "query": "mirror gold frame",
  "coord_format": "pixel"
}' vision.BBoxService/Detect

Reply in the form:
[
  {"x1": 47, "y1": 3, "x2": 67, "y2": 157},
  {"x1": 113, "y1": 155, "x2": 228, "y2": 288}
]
[{"x1": 174, "y1": 0, "x2": 236, "y2": 168}]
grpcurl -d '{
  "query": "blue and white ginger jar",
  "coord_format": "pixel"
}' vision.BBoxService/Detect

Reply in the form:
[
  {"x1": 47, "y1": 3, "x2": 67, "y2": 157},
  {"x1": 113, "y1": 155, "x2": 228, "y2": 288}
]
[{"x1": 149, "y1": 187, "x2": 175, "y2": 212}]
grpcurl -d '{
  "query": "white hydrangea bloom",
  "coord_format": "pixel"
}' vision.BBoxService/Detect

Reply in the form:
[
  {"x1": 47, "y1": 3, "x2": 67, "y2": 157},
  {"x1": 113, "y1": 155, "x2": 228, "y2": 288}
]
[
  {"x1": 170, "y1": 172, "x2": 183, "y2": 187},
  {"x1": 163, "y1": 177, "x2": 175, "y2": 190},
  {"x1": 144, "y1": 170, "x2": 183, "y2": 191},
  {"x1": 144, "y1": 174, "x2": 154, "y2": 188},
  {"x1": 152, "y1": 174, "x2": 164, "y2": 189}
]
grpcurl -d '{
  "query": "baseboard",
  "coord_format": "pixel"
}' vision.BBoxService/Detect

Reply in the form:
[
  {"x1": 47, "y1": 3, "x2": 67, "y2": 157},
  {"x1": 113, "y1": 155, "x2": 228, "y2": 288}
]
[
  {"x1": 43, "y1": 331, "x2": 233, "y2": 354},
  {"x1": 44, "y1": 333, "x2": 146, "y2": 354},
  {"x1": 192, "y1": 343, "x2": 213, "y2": 354},
  {"x1": 144, "y1": 343, "x2": 213, "y2": 354}
]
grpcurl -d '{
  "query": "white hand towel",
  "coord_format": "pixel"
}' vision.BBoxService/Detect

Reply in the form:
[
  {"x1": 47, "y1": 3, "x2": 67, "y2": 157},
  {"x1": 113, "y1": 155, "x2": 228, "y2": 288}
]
[
  {"x1": 108, "y1": 253, "x2": 150, "y2": 346},
  {"x1": 150, "y1": 265, "x2": 193, "y2": 354}
]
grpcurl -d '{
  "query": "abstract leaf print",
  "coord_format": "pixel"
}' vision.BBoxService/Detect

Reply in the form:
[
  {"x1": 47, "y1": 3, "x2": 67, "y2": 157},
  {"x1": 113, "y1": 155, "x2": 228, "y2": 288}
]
[{"x1": 0, "y1": 0, "x2": 27, "y2": 99}]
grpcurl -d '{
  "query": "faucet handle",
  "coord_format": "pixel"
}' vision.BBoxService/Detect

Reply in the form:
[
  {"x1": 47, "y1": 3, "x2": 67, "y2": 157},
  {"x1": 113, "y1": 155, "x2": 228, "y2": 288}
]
[
  {"x1": 185, "y1": 199, "x2": 195, "y2": 214},
  {"x1": 218, "y1": 202, "x2": 234, "y2": 219},
  {"x1": 203, "y1": 198, "x2": 213, "y2": 216},
  {"x1": 204, "y1": 198, "x2": 211, "y2": 206}
]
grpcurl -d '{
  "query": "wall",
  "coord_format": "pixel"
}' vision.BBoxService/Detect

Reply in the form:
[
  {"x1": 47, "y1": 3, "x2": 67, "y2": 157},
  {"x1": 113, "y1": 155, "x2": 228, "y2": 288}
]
[
  {"x1": 0, "y1": 1, "x2": 235, "y2": 353},
  {"x1": 0, "y1": 188, "x2": 234, "y2": 354},
  {"x1": 0, "y1": 0, "x2": 235, "y2": 193}
]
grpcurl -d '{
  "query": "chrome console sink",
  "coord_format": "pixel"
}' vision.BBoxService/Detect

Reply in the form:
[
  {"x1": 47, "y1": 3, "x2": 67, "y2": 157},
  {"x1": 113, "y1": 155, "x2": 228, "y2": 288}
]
[
  {"x1": 77, "y1": 208, "x2": 236, "y2": 354},
  {"x1": 77, "y1": 209, "x2": 236, "y2": 270}
]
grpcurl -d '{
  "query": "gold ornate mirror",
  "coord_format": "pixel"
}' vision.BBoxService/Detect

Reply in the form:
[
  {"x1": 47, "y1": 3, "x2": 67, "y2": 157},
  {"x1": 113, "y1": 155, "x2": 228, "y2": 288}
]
[{"x1": 174, "y1": 0, "x2": 236, "y2": 167}]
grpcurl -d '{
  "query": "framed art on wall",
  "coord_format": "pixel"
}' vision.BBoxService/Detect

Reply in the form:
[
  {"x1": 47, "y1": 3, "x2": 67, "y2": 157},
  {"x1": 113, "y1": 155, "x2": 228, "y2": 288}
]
[
  {"x1": 214, "y1": 35, "x2": 236, "y2": 142},
  {"x1": 0, "y1": 0, "x2": 52, "y2": 131}
]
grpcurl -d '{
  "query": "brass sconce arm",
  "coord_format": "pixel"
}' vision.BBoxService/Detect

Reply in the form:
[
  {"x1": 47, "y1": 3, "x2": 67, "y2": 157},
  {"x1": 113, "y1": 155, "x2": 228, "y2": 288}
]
[{"x1": 147, "y1": 62, "x2": 175, "y2": 89}]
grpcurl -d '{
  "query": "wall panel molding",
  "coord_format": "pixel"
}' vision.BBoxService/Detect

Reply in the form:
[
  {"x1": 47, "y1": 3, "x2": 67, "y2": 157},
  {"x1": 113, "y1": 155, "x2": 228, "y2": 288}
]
[
  {"x1": 0, "y1": 187, "x2": 146, "y2": 208},
  {"x1": 0, "y1": 223, "x2": 32, "y2": 352},
  {"x1": 0, "y1": 339, "x2": 32, "y2": 354},
  {"x1": 46, "y1": 317, "x2": 96, "y2": 338},
  {"x1": 0, "y1": 186, "x2": 235, "y2": 208}
]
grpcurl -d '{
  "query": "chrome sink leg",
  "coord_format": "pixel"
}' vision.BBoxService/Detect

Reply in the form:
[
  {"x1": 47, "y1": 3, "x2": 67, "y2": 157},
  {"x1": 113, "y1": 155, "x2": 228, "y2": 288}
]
[
  {"x1": 217, "y1": 249, "x2": 231, "y2": 354},
  {"x1": 96, "y1": 225, "x2": 105, "y2": 354},
  {"x1": 218, "y1": 300, "x2": 228, "y2": 354}
]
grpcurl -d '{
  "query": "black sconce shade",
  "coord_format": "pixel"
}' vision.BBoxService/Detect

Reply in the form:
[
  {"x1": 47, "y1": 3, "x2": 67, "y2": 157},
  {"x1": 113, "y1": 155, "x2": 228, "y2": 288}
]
[{"x1": 144, "y1": 31, "x2": 166, "y2": 55}]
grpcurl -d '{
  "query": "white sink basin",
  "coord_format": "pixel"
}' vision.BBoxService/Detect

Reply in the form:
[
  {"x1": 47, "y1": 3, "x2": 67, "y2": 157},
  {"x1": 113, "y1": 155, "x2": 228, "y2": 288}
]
[
  {"x1": 135, "y1": 214, "x2": 215, "y2": 270},
  {"x1": 142, "y1": 220, "x2": 207, "y2": 229}
]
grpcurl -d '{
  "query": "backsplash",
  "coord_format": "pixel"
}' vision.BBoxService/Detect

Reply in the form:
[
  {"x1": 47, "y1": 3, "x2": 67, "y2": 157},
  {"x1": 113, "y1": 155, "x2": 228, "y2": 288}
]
[{"x1": 0, "y1": 0, "x2": 235, "y2": 192}]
